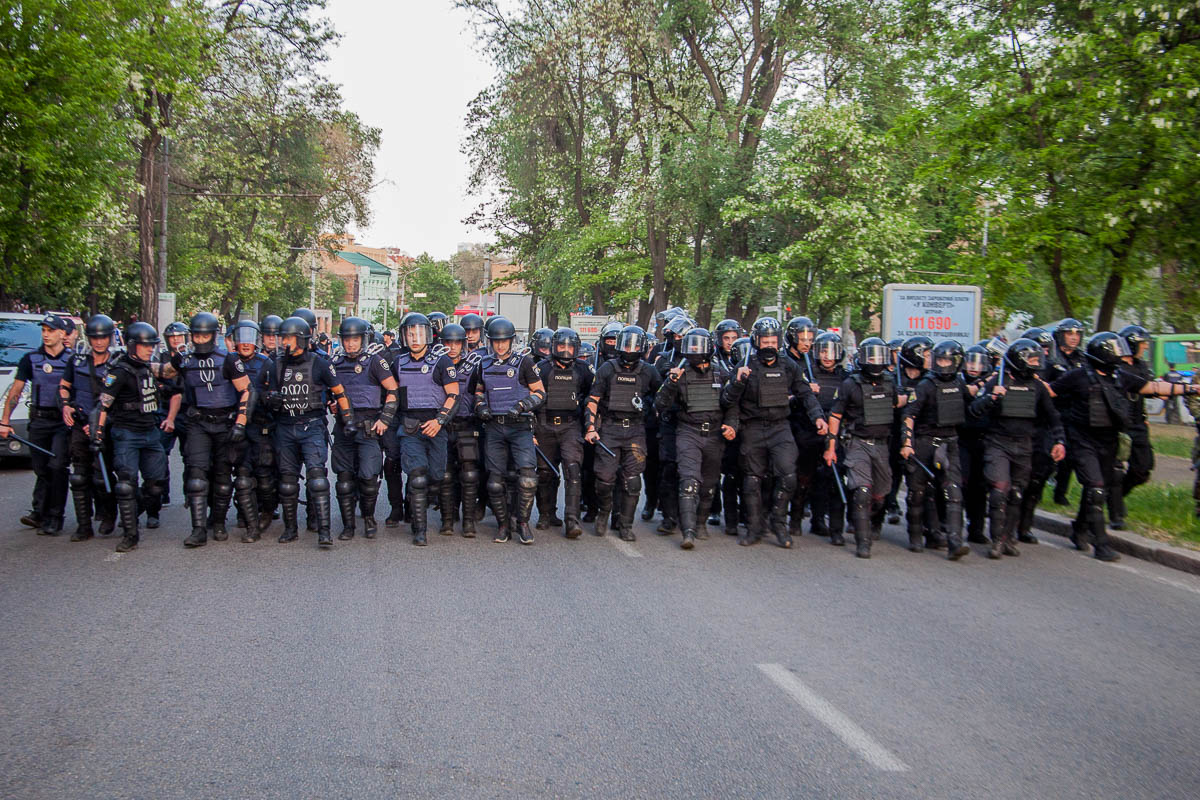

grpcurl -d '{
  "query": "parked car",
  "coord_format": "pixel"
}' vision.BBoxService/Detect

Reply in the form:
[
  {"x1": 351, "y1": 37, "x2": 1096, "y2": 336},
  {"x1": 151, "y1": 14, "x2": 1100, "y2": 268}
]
[{"x1": 0, "y1": 312, "x2": 50, "y2": 459}]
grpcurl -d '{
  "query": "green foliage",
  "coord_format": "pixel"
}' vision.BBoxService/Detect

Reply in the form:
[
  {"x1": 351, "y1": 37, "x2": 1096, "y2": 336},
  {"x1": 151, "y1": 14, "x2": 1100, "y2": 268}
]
[{"x1": 405, "y1": 254, "x2": 462, "y2": 316}]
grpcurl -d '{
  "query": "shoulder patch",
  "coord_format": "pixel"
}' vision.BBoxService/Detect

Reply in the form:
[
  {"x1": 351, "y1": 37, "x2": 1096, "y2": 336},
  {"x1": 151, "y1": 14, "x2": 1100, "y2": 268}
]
[
  {"x1": 531, "y1": 364, "x2": 541, "y2": 377},
  {"x1": 104, "y1": 373, "x2": 117, "y2": 387},
  {"x1": 447, "y1": 366, "x2": 457, "y2": 379},
  {"x1": 379, "y1": 358, "x2": 390, "y2": 372},
  {"x1": 233, "y1": 359, "x2": 246, "y2": 373},
  {"x1": 328, "y1": 365, "x2": 337, "y2": 377}
]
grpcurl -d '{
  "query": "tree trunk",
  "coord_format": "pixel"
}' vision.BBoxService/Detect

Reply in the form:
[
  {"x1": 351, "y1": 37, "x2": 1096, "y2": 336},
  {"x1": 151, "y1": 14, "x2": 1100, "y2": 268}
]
[
  {"x1": 136, "y1": 129, "x2": 161, "y2": 328},
  {"x1": 528, "y1": 291, "x2": 539, "y2": 332},
  {"x1": 591, "y1": 285, "x2": 606, "y2": 315},
  {"x1": 1096, "y1": 271, "x2": 1122, "y2": 332},
  {"x1": 1046, "y1": 246, "x2": 1073, "y2": 319}
]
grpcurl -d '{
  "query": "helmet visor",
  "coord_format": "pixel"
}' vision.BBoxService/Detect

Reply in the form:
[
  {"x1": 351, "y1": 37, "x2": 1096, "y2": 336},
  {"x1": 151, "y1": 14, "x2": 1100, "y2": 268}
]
[
  {"x1": 680, "y1": 335, "x2": 711, "y2": 356},
  {"x1": 816, "y1": 340, "x2": 842, "y2": 362},
  {"x1": 859, "y1": 343, "x2": 889, "y2": 367},
  {"x1": 617, "y1": 331, "x2": 644, "y2": 354},
  {"x1": 404, "y1": 325, "x2": 430, "y2": 348},
  {"x1": 964, "y1": 351, "x2": 989, "y2": 374},
  {"x1": 232, "y1": 327, "x2": 259, "y2": 346}
]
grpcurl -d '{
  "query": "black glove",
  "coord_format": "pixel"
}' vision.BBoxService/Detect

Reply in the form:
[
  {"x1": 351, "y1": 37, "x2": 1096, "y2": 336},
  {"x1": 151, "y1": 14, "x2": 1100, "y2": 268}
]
[
  {"x1": 230, "y1": 423, "x2": 246, "y2": 444},
  {"x1": 90, "y1": 429, "x2": 104, "y2": 452},
  {"x1": 476, "y1": 402, "x2": 492, "y2": 422},
  {"x1": 266, "y1": 392, "x2": 283, "y2": 412},
  {"x1": 512, "y1": 397, "x2": 532, "y2": 415}
]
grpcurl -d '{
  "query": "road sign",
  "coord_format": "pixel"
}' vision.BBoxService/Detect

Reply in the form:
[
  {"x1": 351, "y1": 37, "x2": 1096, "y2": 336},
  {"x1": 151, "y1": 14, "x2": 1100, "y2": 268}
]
[
  {"x1": 881, "y1": 283, "x2": 981, "y2": 346},
  {"x1": 570, "y1": 314, "x2": 621, "y2": 341},
  {"x1": 413, "y1": 292, "x2": 427, "y2": 298}
]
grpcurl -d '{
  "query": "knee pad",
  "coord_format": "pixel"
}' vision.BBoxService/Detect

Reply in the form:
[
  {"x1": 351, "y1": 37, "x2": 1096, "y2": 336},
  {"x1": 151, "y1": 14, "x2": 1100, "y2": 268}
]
[
  {"x1": 944, "y1": 483, "x2": 963, "y2": 505},
  {"x1": 408, "y1": 469, "x2": 429, "y2": 492},
  {"x1": 234, "y1": 473, "x2": 255, "y2": 492},
  {"x1": 213, "y1": 477, "x2": 233, "y2": 496},
  {"x1": 680, "y1": 479, "x2": 700, "y2": 497},
  {"x1": 184, "y1": 477, "x2": 208, "y2": 496},
  {"x1": 143, "y1": 480, "x2": 163, "y2": 499},
  {"x1": 624, "y1": 475, "x2": 642, "y2": 496},
  {"x1": 307, "y1": 466, "x2": 329, "y2": 493},
  {"x1": 776, "y1": 472, "x2": 797, "y2": 494},
  {"x1": 851, "y1": 486, "x2": 871, "y2": 512},
  {"x1": 336, "y1": 470, "x2": 356, "y2": 493},
  {"x1": 486, "y1": 475, "x2": 505, "y2": 496},
  {"x1": 461, "y1": 467, "x2": 479, "y2": 487},
  {"x1": 517, "y1": 468, "x2": 538, "y2": 491},
  {"x1": 114, "y1": 480, "x2": 136, "y2": 499},
  {"x1": 358, "y1": 476, "x2": 380, "y2": 496},
  {"x1": 743, "y1": 475, "x2": 762, "y2": 495},
  {"x1": 69, "y1": 472, "x2": 89, "y2": 490},
  {"x1": 907, "y1": 485, "x2": 926, "y2": 507},
  {"x1": 988, "y1": 487, "x2": 1007, "y2": 507},
  {"x1": 278, "y1": 477, "x2": 300, "y2": 498},
  {"x1": 1085, "y1": 486, "x2": 1106, "y2": 511},
  {"x1": 1007, "y1": 487, "x2": 1023, "y2": 505},
  {"x1": 565, "y1": 462, "x2": 581, "y2": 483}
]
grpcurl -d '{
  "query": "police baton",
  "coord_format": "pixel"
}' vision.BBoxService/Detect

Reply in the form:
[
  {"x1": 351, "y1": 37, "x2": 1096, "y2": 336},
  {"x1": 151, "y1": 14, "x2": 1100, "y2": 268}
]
[
  {"x1": 831, "y1": 462, "x2": 849, "y2": 506},
  {"x1": 5, "y1": 431, "x2": 54, "y2": 457},
  {"x1": 534, "y1": 444, "x2": 560, "y2": 478},
  {"x1": 997, "y1": 353, "x2": 1006, "y2": 388},
  {"x1": 96, "y1": 448, "x2": 113, "y2": 495},
  {"x1": 908, "y1": 454, "x2": 936, "y2": 480},
  {"x1": 593, "y1": 438, "x2": 617, "y2": 459}
]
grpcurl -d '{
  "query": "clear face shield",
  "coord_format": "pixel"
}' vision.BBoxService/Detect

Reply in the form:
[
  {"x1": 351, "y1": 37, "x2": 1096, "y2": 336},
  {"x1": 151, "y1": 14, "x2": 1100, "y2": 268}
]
[
  {"x1": 860, "y1": 344, "x2": 889, "y2": 369},
  {"x1": 232, "y1": 326, "x2": 260, "y2": 349},
  {"x1": 816, "y1": 340, "x2": 842, "y2": 364},
  {"x1": 404, "y1": 324, "x2": 431, "y2": 351},
  {"x1": 964, "y1": 350, "x2": 989, "y2": 376}
]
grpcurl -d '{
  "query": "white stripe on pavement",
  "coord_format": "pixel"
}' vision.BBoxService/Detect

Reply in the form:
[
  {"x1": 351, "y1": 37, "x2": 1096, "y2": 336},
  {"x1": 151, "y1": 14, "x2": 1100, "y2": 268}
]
[
  {"x1": 757, "y1": 663, "x2": 910, "y2": 773},
  {"x1": 608, "y1": 537, "x2": 641, "y2": 558},
  {"x1": 103, "y1": 552, "x2": 123, "y2": 562}
]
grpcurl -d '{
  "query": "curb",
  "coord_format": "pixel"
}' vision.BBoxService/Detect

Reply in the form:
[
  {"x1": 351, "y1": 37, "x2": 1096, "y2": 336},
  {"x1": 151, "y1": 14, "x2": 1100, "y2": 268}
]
[{"x1": 1032, "y1": 509, "x2": 1200, "y2": 577}]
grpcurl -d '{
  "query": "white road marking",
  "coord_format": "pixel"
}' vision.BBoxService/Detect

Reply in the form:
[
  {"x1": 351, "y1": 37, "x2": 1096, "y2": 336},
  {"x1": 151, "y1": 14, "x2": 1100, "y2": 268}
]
[
  {"x1": 103, "y1": 552, "x2": 123, "y2": 562},
  {"x1": 608, "y1": 537, "x2": 642, "y2": 558},
  {"x1": 756, "y1": 663, "x2": 910, "y2": 773}
]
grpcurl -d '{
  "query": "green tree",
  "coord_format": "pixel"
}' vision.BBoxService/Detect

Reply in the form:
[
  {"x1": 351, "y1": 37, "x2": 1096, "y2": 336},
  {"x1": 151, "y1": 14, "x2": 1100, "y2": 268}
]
[{"x1": 405, "y1": 254, "x2": 462, "y2": 316}]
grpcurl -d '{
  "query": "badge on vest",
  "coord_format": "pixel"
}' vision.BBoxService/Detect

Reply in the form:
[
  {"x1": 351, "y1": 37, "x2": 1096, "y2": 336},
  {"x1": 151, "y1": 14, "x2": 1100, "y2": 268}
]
[
  {"x1": 355, "y1": 365, "x2": 363, "y2": 373},
  {"x1": 42, "y1": 363, "x2": 53, "y2": 373},
  {"x1": 421, "y1": 364, "x2": 429, "y2": 374},
  {"x1": 507, "y1": 368, "x2": 515, "y2": 378}
]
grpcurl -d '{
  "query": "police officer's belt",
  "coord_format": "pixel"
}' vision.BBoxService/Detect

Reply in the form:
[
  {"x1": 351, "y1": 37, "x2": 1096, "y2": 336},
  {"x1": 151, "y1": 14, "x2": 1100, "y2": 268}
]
[
  {"x1": 688, "y1": 421, "x2": 721, "y2": 434},
  {"x1": 30, "y1": 407, "x2": 60, "y2": 420},
  {"x1": 604, "y1": 415, "x2": 638, "y2": 427},
  {"x1": 544, "y1": 413, "x2": 578, "y2": 425},
  {"x1": 190, "y1": 406, "x2": 236, "y2": 422},
  {"x1": 850, "y1": 433, "x2": 887, "y2": 444},
  {"x1": 492, "y1": 413, "x2": 532, "y2": 426}
]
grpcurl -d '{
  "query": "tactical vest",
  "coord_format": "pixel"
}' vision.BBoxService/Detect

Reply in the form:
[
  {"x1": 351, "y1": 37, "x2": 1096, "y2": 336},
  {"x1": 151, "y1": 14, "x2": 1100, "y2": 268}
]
[
  {"x1": 396, "y1": 352, "x2": 447, "y2": 411},
  {"x1": 334, "y1": 351, "x2": 382, "y2": 411},
  {"x1": 452, "y1": 356, "x2": 478, "y2": 419},
  {"x1": 113, "y1": 358, "x2": 159, "y2": 414},
  {"x1": 682, "y1": 367, "x2": 721, "y2": 413},
  {"x1": 933, "y1": 379, "x2": 966, "y2": 427},
  {"x1": 607, "y1": 365, "x2": 644, "y2": 416},
  {"x1": 241, "y1": 352, "x2": 271, "y2": 392},
  {"x1": 1086, "y1": 368, "x2": 1127, "y2": 429},
  {"x1": 856, "y1": 375, "x2": 893, "y2": 427},
  {"x1": 481, "y1": 355, "x2": 529, "y2": 415},
  {"x1": 29, "y1": 349, "x2": 70, "y2": 408},
  {"x1": 544, "y1": 362, "x2": 581, "y2": 413},
  {"x1": 1000, "y1": 382, "x2": 1036, "y2": 418},
  {"x1": 275, "y1": 354, "x2": 326, "y2": 418},
  {"x1": 814, "y1": 368, "x2": 843, "y2": 413},
  {"x1": 1124, "y1": 360, "x2": 1151, "y2": 423},
  {"x1": 181, "y1": 352, "x2": 238, "y2": 409},
  {"x1": 72, "y1": 353, "x2": 111, "y2": 416},
  {"x1": 756, "y1": 359, "x2": 789, "y2": 408}
]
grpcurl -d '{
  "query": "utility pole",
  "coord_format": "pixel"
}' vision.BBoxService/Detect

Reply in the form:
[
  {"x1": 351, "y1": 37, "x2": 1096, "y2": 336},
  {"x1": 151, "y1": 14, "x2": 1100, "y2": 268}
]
[{"x1": 158, "y1": 137, "x2": 169, "y2": 292}]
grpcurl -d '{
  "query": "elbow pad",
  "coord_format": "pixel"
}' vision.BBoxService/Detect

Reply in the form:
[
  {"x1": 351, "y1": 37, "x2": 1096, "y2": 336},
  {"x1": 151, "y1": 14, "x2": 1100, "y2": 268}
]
[{"x1": 379, "y1": 390, "x2": 399, "y2": 427}]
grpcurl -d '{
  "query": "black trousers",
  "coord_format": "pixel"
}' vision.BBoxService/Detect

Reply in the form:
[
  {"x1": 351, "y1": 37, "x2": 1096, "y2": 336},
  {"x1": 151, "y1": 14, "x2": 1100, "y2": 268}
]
[{"x1": 28, "y1": 415, "x2": 70, "y2": 522}]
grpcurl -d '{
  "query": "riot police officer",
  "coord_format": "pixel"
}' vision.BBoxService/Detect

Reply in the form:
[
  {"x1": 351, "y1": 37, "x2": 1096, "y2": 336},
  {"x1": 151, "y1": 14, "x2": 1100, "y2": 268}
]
[
  {"x1": 970, "y1": 339, "x2": 1065, "y2": 559},
  {"x1": 712, "y1": 319, "x2": 743, "y2": 531},
  {"x1": 427, "y1": 311, "x2": 449, "y2": 342},
  {"x1": 809, "y1": 332, "x2": 847, "y2": 544},
  {"x1": 959, "y1": 345, "x2": 993, "y2": 543},
  {"x1": 157, "y1": 321, "x2": 190, "y2": 505},
  {"x1": 1047, "y1": 318, "x2": 1086, "y2": 504},
  {"x1": 535, "y1": 327, "x2": 592, "y2": 538},
  {"x1": 436, "y1": 323, "x2": 482, "y2": 537},
  {"x1": 649, "y1": 315, "x2": 694, "y2": 534},
  {"x1": 262, "y1": 316, "x2": 353, "y2": 547},
  {"x1": 460, "y1": 313, "x2": 486, "y2": 354},
  {"x1": 57, "y1": 314, "x2": 118, "y2": 540},
  {"x1": 174, "y1": 313, "x2": 254, "y2": 548},
  {"x1": 531, "y1": 328, "x2": 554, "y2": 363},
  {"x1": 585, "y1": 325, "x2": 660, "y2": 541},
  {"x1": 0, "y1": 314, "x2": 73, "y2": 535},
  {"x1": 230, "y1": 320, "x2": 276, "y2": 541},
  {"x1": 473, "y1": 316, "x2": 545, "y2": 544},
  {"x1": 784, "y1": 316, "x2": 822, "y2": 538},
  {"x1": 595, "y1": 321, "x2": 622, "y2": 367},
  {"x1": 1109, "y1": 325, "x2": 1154, "y2": 528},
  {"x1": 90, "y1": 323, "x2": 177, "y2": 553},
  {"x1": 329, "y1": 317, "x2": 399, "y2": 541},
  {"x1": 392, "y1": 313, "x2": 460, "y2": 545},
  {"x1": 824, "y1": 338, "x2": 904, "y2": 558},
  {"x1": 723, "y1": 317, "x2": 826, "y2": 548},
  {"x1": 899, "y1": 340, "x2": 973, "y2": 559},
  {"x1": 656, "y1": 329, "x2": 736, "y2": 549}
]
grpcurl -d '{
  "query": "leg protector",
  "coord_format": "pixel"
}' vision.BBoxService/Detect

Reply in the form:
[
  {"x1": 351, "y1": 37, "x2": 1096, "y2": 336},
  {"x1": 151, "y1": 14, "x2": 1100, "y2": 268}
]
[
  {"x1": 740, "y1": 475, "x2": 764, "y2": 545},
  {"x1": 460, "y1": 466, "x2": 479, "y2": 536},
  {"x1": 408, "y1": 469, "x2": 429, "y2": 540},
  {"x1": 278, "y1": 475, "x2": 300, "y2": 541},
  {"x1": 336, "y1": 471, "x2": 357, "y2": 538},
  {"x1": 850, "y1": 487, "x2": 872, "y2": 557},
  {"x1": 618, "y1": 475, "x2": 641, "y2": 541},
  {"x1": 593, "y1": 479, "x2": 614, "y2": 537},
  {"x1": 114, "y1": 478, "x2": 139, "y2": 539},
  {"x1": 678, "y1": 479, "x2": 700, "y2": 537},
  {"x1": 516, "y1": 467, "x2": 538, "y2": 524},
  {"x1": 69, "y1": 471, "x2": 93, "y2": 537},
  {"x1": 234, "y1": 467, "x2": 260, "y2": 541},
  {"x1": 359, "y1": 476, "x2": 381, "y2": 538}
]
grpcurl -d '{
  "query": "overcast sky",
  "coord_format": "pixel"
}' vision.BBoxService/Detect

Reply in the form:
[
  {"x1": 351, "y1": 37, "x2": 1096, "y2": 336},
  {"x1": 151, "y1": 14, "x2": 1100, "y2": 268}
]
[{"x1": 322, "y1": 1, "x2": 495, "y2": 260}]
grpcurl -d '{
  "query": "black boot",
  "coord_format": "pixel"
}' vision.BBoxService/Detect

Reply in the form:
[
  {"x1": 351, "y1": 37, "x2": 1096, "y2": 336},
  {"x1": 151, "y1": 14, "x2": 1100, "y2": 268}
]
[
  {"x1": 696, "y1": 487, "x2": 715, "y2": 540},
  {"x1": 593, "y1": 480, "x2": 613, "y2": 537},
  {"x1": 360, "y1": 477, "x2": 380, "y2": 539},
  {"x1": 535, "y1": 478, "x2": 559, "y2": 531},
  {"x1": 114, "y1": 479, "x2": 139, "y2": 553},
  {"x1": 409, "y1": 471, "x2": 429, "y2": 546},
  {"x1": 235, "y1": 470, "x2": 260, "y2": 543},
  {"x1": 69, "y1": 477, "x2": 94, "y2": 541},
  {"x1": 679, "y1": 480, "x2": 700, "y2": 549},
  {"x1": 384, "y1": 459, "x2": 404, "y2": 527},
  {"x1": 850, "y1": 488, "x2": 872, "y2": 557},
  {"x1": 336, "y1": 472, "x2": 357, "y2": 541},
  {"x1": 563, "y1": 465, "x2": 583, "y2": 539},
  {"x1": 617, "y1": 485, "x2": 639, "y2": 542},
  {"x1": 515, "y1": 469, "x2": 537, "y2": 545},
  {"x1": 855, "y1": 533, "x2": 871, "y2": 558},
  {"x1": 739, "y1": 476, "x2": 764, "y2": 546},
  {"x1": 184, "y1": 490, "x2": 208, "y2": 548},
  {"x1": 488, "y1": 476, "x2": 510, "y2": 543},
  {"x1": 209, "y1": 477, "x2": 234, "y2": 542},
  {"x1": 460, "y1": 471, "x2": 477, "y2": 538},
  {"x1": 439, "y1": 477, "x2": 457, "y2": 535},
  {"x1": 278, "y1": 478, "x2": 300, "y2": 543},
  {"x1": 306, "y1": 467, "x2": 333, "y2": 548}
]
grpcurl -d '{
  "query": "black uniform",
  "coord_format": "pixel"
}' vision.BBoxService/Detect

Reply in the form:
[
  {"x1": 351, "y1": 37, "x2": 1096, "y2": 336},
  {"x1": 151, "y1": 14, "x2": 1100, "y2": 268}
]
[
  {"x1": 330, "y1": 348, "x2": 395, "y2": 539},
  {"x1": 587, "y1": 359, "x2": 661, "y2": 540},
  {"x1": 237, "y1": 350, "x2": 277, "y2": 535},
  {"x1": 722, "y1": 354, "x2": 824, "y2": 547},
  {"x1": 713, "y1": 346, "x2": 743, "y2": 536},
  {"x1": 902, "y1": 373, "x2": 972, "y2": 554},
  {"x1": 655, "y1": 361, "x2": 734, "y2": 546},
  {"x1": 1047, "y1": 348, "x2": 1086, "y2": 502},
  {"x1": 440, "y1": 351, "x2": 481, "y2": 536},
  {"x1": 651, "y1": 351, "x2": 683, "y2": 533},
  {"x1": 786, "y1": 347, "x2": 823, "y2": 536},
  {"x1": 959, "y1": 371, "x2": 991, "y2": 543},
  {"x1": 62, "y1": 351, "x2": 117, "y2": 538},
  {"x1": 535, "y1": 357, "x2": 592, "y2": 537},
  {"x1": 809, "y1": 362, "x2": 846, "y2": 542},
  {"x1": 831, "y1": 372, "x2": 899, "y2": 551},
  {"x1": 970, "y1": 374, "x2": 1063, "y2": 554},
  {"x1": 1111, "y1": 357, "x2": 1155, "y2": 524}
]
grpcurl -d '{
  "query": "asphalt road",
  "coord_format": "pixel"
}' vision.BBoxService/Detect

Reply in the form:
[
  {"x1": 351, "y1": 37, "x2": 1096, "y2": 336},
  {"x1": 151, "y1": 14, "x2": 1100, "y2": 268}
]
[{"x1": 2, "y1": 455, "x2": 1199, "y2": 799}]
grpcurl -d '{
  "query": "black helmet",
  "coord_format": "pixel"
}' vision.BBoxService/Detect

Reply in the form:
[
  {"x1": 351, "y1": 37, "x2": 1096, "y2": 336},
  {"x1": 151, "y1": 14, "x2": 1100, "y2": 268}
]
[
  {"x1": 1085, "y1": 331, "x2": 1131, "y2": 371},
  {"x1": 1021, "y1": 326, "x2": 1046, "y2": 344},
  {"x1": 599, "y1": 320, "x2": 623, "y2": 357},
  {"x1": 428, "y1": 311, "x2": 448, "y2": 334},
  {"x1": 577, "y1": 340, "x2": 596, "y2": 362},
  {"x1": 125, "y1": 321, "x2": 160, "y2": 347},
  {"x1": 963, "y1": 345, "x2": 993, "y2": 380},
  {"x1": 338, "y1": 316, "x2": 370, "y2": 352},
  {"x1": 731, "y1": 336, "x2": 752, "y2": 365},
  {"x1": 643, "y1": 333, "x2": 658, "y2": 356},
  {"x1": 899, "y1": 335, "x2": 934, "y2": 370},
  {"x1": 662, "y1": 316, "x2": 693, "y2": 343},
  {"x1": 230, "y1": 319, "x2": 260, "y2": 349},
  {"x1": 1004, "y1": 338, "x2": 1043, "y2": 379},
  {"x1": 291, "y1": 308, "x2": 318, "y2": 330},
  {"x1": 714, "y1": 318, "x2": 740, "y2": 341},
  {"x1": 552, "y1": 327, "x2": 580, "y2": 363},
  {"x1": 750, "y1": 317, "x2": 783, "y2": 359},
  {"x1": 460, "y1": 313, "x2": 484, "y2": 333},
  {"x1": 382, "y1": 329, "x2": 397, "y2": 340},
  {"x1": 279, "y1": 316, "x2": 312, "y2": 351},
  {"x1": 616, "y1": 325, "x2": 646, "y2": 366},
  {"x1": 163, "y1": 321, "x2": 188, "y2": 338},
  {"x1": 680, "y1": 328, "x2": 712, "y2": 366},
  {"x1": 814, "y1": 332, "x2": 844, "y2": 365},
  {"x1": 486, "y1": 316, "x2": 517, "y2": 353},
  {"x1": 439, "y1": 323, "x2": 466, "y2": 344},
  {"x1": 886, "y1": 337, "x2": 904, "y2": 353},
  {"x1": 531, "y1": 327, "x2": 554, "y2": 356},
  {"x1": 260, "y1": 315, "x2": 283, "y2": 336},
  {"x1": 930, "y1": 339, "x2": 964, "y2": 380},
  {"x1": 401, "y1": 312, "x2": 433, "y2": 350},
  {"x1": 85, "y1": 314, "x2": 115, "y2": 339},
  {"x1": 1118, "y1": 324, "x2": 1149, "y2": 356},
  {"x1": 1053, "y1": 318, "x2": 1084, "y2": 349},
  {"x1": 189, "y1": 312, "x2": 221, "y2": 354},
  {"x1": 785, "y1": 316, "x2": 816, "y2": 349},
  {"x1": 857, "y1": 337, "x2": 890, "y2": 378}
]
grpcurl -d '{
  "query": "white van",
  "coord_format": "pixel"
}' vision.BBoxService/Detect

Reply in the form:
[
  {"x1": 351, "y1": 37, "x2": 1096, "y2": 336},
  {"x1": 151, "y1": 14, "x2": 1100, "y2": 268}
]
[{"x1": 0, "y1": 312, "x2": 50, "y2": 459}]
